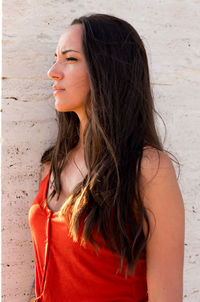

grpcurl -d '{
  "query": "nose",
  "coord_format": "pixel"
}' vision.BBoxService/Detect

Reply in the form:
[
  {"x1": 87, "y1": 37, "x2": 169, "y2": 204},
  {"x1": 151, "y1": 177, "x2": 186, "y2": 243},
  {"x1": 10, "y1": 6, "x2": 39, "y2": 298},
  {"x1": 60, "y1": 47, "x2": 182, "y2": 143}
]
[{"x1": 47, "y1": 63, "x2": 64, "y2": 80}]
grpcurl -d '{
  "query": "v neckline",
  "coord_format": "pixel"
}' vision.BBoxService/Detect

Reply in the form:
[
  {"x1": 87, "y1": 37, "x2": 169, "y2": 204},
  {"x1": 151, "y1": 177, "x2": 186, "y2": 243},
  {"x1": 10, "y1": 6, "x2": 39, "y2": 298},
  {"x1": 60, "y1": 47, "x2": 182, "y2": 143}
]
[
  {"x1": 43, "y1": 172, "x2": 60, "y2": 215},
  {"x1": 41, "y1": 145, "x2": 153, "y2": 216}
]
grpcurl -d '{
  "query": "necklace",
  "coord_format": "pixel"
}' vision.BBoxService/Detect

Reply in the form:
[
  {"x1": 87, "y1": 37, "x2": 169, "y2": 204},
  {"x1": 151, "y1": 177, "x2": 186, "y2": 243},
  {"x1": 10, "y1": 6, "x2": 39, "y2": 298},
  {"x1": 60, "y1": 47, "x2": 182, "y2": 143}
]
[{"x1": 72, "y1": 157, "x2": 85, "y2": 178}]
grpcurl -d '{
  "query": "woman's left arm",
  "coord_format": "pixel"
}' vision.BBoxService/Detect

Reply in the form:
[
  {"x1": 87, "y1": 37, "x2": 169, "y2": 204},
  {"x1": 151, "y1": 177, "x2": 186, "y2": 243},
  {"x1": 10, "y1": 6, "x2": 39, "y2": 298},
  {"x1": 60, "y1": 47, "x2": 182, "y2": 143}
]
[{"x1": 141, "y1": 149, "x2": 185, "y2": 302}]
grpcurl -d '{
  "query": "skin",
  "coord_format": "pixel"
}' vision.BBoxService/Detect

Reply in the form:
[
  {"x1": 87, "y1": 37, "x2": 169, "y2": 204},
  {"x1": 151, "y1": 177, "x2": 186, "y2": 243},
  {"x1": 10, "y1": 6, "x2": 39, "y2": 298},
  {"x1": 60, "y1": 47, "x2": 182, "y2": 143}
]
[
  {"x1": 40, "y1": 24, "x2": 185, "y2": 301},
  {"x1": 141, "y1": 149, "x2": 185, "y2": 302},
  {"x1": 48, "y1": 24, "x2": 90, "y2": 151},
  {"x1": 46, "y1": 24, "x2": 89, "y2": 211}
]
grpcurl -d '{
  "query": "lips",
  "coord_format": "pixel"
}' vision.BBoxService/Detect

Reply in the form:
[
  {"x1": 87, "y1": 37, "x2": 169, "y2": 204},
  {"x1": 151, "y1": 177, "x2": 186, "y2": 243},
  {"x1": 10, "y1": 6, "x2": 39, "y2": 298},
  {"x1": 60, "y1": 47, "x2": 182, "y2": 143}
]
[
  {"x1": 53, "y1": 85, "x2": 65, "y2": 96},
  {"x1": 53, "y1": 85, "x2": 65, "y2": 91}
]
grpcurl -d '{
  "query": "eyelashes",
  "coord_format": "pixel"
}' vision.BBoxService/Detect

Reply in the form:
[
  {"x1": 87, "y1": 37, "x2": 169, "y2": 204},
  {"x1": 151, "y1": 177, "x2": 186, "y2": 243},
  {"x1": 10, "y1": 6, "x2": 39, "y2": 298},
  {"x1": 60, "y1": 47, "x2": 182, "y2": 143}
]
[
  {"x1": 67, "y1": 57, "x2": 77, "y2": 61},
  {"x1": 53, "y1": 57, "x2": 77, "y2": 64}
]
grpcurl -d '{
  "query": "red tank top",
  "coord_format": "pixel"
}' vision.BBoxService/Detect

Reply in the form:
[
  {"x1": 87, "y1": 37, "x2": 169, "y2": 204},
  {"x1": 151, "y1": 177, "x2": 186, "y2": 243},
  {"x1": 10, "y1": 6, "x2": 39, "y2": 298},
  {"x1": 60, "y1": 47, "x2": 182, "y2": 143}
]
[{"x1": 29, "y1": 147, "x2": 152, "y2": 301}]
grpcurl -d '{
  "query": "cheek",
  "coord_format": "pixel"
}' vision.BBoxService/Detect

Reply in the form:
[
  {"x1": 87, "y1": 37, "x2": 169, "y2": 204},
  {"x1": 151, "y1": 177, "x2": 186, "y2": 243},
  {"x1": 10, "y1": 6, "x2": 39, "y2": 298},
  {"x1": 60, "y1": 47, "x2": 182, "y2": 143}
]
[
  {"x1": 68, "y1": 70, "x2": 90, "y2": 97},
  {"x1": 54, "y1": 71, "x2": 90, "y2": 112}
]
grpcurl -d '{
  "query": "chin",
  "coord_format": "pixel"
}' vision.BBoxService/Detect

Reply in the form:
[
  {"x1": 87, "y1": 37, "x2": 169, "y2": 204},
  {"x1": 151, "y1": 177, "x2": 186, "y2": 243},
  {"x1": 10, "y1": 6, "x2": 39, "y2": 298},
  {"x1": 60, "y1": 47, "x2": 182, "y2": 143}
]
[
  {"x1": 54, "y1": 98, "x2": 84, "y2": 113},
  {"x1": 54, "y1": 100, "x2": 70, "y2": 112},
  {"x1": 55, "y1": 106, "x2": 69, "y2": 112}
]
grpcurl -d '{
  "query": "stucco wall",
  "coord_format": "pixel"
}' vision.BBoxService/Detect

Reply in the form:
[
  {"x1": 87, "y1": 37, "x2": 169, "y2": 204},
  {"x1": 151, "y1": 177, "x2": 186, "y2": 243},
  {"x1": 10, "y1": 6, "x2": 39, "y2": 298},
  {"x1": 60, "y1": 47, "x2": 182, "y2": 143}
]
[{"x1": 2, "y1": 0, "x2": 200, "y2": 301}]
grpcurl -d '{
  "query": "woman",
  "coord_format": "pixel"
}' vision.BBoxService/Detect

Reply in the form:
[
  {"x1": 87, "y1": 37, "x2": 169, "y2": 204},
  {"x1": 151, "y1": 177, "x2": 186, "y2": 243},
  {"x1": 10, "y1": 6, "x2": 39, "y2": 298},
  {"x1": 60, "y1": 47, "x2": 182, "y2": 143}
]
[{"x1": 28, "y1": 13, "x2": 185, "y2": 302}]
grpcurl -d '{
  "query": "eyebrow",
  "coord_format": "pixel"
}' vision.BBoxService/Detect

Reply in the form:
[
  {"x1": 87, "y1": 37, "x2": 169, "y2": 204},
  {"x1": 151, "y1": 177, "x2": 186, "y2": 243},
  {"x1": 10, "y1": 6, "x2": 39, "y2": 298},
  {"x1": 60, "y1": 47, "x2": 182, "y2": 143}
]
[{"x1": 55, "y1": 49, "x2": 81, "y2": 57}]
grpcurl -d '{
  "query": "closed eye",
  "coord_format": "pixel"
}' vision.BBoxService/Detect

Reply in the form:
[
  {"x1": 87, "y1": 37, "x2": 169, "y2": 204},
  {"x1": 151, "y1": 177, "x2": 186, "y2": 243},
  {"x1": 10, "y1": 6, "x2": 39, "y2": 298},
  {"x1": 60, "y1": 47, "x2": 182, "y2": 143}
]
[
  {"x1": 67, "y1": 57, "x2": 77, "y2": 61},
  {"x1": 52, "y1": 57, "x2": 77, "y2": 64}
]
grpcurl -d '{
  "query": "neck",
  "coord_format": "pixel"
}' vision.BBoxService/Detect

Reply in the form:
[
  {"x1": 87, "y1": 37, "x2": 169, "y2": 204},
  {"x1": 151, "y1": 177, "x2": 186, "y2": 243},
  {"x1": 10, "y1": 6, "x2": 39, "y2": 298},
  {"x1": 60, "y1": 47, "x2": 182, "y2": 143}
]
[{"x1": 77, "y1": 115, "x2": 88, "y2": 150}]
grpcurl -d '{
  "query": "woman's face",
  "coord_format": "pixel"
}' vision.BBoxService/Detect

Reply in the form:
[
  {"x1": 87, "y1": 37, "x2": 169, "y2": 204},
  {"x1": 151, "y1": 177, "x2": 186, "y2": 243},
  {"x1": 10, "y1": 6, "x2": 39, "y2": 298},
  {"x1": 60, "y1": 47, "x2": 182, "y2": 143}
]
[{"x1": 48, "y1": 24, "x2": 90, "y2": 113}]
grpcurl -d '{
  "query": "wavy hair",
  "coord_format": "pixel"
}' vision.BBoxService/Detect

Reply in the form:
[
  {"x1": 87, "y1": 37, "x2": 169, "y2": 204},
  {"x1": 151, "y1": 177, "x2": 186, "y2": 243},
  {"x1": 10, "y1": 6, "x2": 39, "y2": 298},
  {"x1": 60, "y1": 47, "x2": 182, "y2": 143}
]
[{"x1": 41, "y1": 13, "x2": 173, "y2": 278}]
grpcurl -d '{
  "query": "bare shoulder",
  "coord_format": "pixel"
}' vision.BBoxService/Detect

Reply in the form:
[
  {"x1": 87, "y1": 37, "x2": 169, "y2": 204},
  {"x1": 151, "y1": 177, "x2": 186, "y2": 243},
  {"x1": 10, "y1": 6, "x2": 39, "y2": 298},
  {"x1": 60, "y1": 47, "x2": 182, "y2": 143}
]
[
  {"x1": 141, "y1": 148, "x2": 174, "y2": 184},
  {"x1": 140, "y1": 148, "x2": 185, "y2": 301},
  {"x1": 140, "y1": 147, "x2": 183, "y2": 211},
  {"x1": 39, "y1": 162, "x2": 51, "y2": 184},
  {"x1": 140, "y1": 147, "x2": 185, "y2": 237}
]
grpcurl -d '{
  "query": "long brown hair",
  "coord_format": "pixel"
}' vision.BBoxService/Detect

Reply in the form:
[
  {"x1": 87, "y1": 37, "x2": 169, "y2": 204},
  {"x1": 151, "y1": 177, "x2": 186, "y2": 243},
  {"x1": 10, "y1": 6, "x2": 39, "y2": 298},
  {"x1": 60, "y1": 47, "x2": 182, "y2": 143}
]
[{"x1": 41, "y1": 13, "x2": 175, "y2": 278}]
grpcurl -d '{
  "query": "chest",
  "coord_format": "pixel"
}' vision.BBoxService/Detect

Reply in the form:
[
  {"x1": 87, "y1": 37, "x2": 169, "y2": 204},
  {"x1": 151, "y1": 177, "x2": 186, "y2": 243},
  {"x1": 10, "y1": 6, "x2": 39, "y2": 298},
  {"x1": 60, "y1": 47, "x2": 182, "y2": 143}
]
[{"x1": 46, "y1": 159, "x2": 88, "y2": 212}]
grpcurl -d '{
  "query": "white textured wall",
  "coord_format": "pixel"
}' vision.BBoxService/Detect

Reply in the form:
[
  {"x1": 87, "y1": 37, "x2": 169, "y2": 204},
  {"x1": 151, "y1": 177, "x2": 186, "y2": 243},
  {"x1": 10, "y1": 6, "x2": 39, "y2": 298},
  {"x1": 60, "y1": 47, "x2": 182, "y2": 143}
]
[{"x1": 2, "y1": 1, "x2": 200, "y2": 301}]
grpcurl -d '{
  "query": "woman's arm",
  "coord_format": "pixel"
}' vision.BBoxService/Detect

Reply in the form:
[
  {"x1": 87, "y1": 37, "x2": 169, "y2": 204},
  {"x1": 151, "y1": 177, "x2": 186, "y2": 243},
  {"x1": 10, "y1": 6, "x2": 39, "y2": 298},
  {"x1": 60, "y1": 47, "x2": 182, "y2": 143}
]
[
  {"x1": 28, "y1": 278, "x2": 35, "y2": 301},
  {"x1": 141, "y1": 149, "x2": 185, "y2": 302}
]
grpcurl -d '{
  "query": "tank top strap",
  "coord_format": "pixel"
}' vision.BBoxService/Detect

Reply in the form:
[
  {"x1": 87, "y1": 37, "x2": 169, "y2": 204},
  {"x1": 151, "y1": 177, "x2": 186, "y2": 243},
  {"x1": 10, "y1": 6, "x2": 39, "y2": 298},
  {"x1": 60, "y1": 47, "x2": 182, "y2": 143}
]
[
  {"x1": 143, "y1": 145, "x2": 154, "y2": 149},
  {"x1": 30, "y1": 172, "x2": 49, "y2": 208}
]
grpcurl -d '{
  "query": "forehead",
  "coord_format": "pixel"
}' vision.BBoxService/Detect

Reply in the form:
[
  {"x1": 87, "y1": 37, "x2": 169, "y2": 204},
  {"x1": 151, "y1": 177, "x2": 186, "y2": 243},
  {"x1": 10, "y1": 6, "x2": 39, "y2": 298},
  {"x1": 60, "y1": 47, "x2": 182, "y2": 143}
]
[{"x1": 56, "y1": 24, "x2": 83, "y2": 54}]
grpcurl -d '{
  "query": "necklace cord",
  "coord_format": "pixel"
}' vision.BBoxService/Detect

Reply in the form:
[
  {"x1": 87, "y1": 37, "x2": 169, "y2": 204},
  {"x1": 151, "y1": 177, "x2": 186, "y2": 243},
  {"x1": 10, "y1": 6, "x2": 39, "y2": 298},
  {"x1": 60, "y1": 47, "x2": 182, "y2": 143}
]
[{"x1": 72, "y1": 157, "x2": 85, "y2": 178}]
